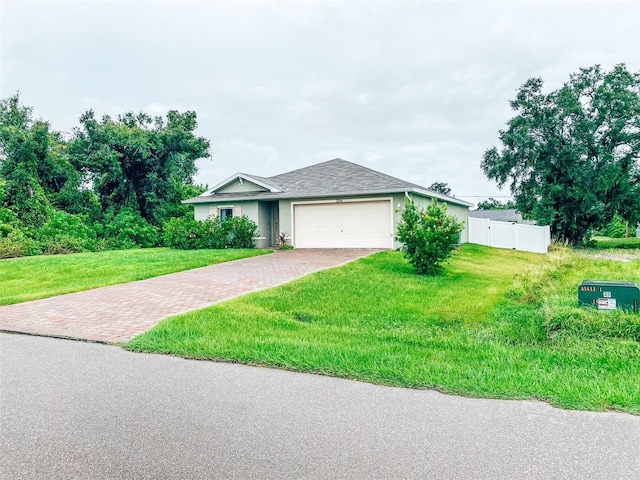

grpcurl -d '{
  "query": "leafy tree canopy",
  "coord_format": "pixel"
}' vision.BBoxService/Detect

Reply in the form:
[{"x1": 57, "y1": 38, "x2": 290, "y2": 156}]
[
  {"x1": 476, "y1": 197, "x2": 517, "y2": 210},
  {"x1": 0, "y1": 94, "x2": 214, "y2": 257},
  {"x1": 0, "y1": 93, "x2": 80, "y2": 229},
  {"x1": 481, "y1": 64, "x2": 640, "y2": 245},
  {"x1": 428, "y1": 182, "x2": 451, "y2": 195},
  {"x1": 70, "y1": 109, "x2": 210, "y2": 226}
]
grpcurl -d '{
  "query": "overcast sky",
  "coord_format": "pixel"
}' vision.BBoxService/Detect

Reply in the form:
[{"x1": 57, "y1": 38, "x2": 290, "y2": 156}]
[{"x1": 2, "y1": 1, "x2": 639, "y2": 205}]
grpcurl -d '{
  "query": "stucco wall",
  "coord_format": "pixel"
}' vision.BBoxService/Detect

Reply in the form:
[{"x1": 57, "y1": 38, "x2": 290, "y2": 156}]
[
  {"x1": 193, "y1": 203, "x2": 212, "y2": 221},
  {"x1": 391, "y1": 193, "x2": 407, "y2": 249},
  {"x1": 444, "y1": 202, "x2": 470, "y2": 243},
  {"x1": 194, "y1": 201, "x2": 260, "y2": 222},
  {"x1": 278, "y1": 199, "x2": 293, "y2": 243}
]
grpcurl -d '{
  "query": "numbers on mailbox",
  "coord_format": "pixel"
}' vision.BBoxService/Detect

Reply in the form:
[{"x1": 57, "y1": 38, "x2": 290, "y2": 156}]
[{"x1": 580, "y1": 286, "x2": 596, "y2": 292}]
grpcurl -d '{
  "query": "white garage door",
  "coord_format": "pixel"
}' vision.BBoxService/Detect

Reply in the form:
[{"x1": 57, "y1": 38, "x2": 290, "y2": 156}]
[{"x1": 294, "y1": 200, "x2": 392, "y2": 248}]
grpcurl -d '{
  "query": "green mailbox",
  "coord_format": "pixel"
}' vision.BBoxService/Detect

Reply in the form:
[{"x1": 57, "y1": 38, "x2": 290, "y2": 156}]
[{"x1": 578, "y1": 281, "x2": 639, "y2": 313}]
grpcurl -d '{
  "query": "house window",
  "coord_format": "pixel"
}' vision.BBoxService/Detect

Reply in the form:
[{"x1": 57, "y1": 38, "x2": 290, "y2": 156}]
[
  {"x1": 218, "y1": 208, "x2": 234, "y2": 221},
  {"x1": 208, "y1": 205, "x2": 242, "y2": 220}
]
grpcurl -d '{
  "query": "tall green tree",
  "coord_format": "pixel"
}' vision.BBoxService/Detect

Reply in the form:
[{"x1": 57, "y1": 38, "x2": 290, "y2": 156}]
[
  {"x1": 0, "y1": 94, "x2": 97, "y2": 228},
  {"x1": 481, "y1": 64, "x2": 640, "y2": 245},
  {"x1": 476, "y1": 198, "x2": 517, "y2": 210},
  {"x1": 0, "y1": 94, "x2": 54, "y2": 228},
  {"x1": 71, "y1": 109, "x2": 210, "y2": 226},
  {"x1": 428, "y1": 182, "x2": 451, "y2": 195}
]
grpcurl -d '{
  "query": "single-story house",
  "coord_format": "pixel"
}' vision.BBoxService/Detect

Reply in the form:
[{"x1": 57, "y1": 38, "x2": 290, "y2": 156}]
[{"x1": 184, "y1": 158, "x2": 473, "y2": 249}]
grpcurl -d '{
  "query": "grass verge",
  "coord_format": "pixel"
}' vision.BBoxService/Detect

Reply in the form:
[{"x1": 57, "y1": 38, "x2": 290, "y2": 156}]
[
  {"x1": 593, "y1": 236, "x2": 640, "y2": 249},
  {"x1": 127, "y1": 244, "x2": 640, "y2": 413},
  {"x1": 0, "y1": 248, "x2": 270, "y2": 305}
]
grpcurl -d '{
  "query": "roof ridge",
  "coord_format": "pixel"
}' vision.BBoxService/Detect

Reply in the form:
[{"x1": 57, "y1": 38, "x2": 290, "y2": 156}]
[
  {"x1": 267, "y1": 158, "x2": 419, "y2": 188},
  {"x1": 334, "y1": 159, "x2": 425, "y2": 189},
  {"x1": 266, "y1": 158, "x2": 345, "y2": 180}
]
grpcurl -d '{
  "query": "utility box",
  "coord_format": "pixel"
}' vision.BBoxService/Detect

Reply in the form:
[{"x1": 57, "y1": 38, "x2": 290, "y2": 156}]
[{"x1": 578, "y1": 281, "x2": 639, "y2": 313}]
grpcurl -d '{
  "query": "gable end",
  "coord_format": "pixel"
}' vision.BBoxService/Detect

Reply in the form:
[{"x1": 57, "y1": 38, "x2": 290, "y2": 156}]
[{"x1": 216, "y1": 178, "x2": 269, "y2": 194}]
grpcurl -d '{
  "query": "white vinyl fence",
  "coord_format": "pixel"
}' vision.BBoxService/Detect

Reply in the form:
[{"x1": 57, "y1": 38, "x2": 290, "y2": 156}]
[{"x1": 468, "y1": 217, "x2": 551, "y2": 254}]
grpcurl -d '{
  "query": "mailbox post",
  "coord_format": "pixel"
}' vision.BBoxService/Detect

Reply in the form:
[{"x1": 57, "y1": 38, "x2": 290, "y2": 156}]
[{"x1": 578, "y1": 281, "x2": 640, "y2": 313}]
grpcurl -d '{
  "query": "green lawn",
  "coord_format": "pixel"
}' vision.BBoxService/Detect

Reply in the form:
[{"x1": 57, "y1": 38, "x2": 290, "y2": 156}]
[
  {"x1": 593, "y1": 236, "x2": 640, "y2": 249},
  {"x1": 0, "y1": 248, "x2": 270, "y2": 305},
  {"x1": 128, "y1": 244, "x2": 640, "y2": 413}
]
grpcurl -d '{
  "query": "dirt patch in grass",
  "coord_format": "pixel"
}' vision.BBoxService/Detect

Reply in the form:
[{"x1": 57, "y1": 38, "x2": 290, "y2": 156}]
[{"x1": 577, "y1": 250, "x2": 640, "y2": 262}]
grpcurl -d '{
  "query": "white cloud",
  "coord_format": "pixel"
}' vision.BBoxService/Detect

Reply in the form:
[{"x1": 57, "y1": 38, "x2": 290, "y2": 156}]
[{"x1": 2, "y1": 0, "x2": 638, "y2": 203}]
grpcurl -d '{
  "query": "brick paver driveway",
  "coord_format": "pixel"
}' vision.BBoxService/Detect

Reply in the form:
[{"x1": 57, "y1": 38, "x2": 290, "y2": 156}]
[{"x1": 0, "y1": 249, "x2": 378, "y2": 344}]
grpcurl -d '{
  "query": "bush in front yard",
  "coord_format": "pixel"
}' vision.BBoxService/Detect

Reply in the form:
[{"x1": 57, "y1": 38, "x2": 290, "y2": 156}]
[
  {"x1": 0, "y1": 231, "x2": 42, "y2": 258},
  {"x1": 396, "y1": 198, "x2": 464, "y2": 275},
  {"x1": 163, "y1": 215, "x2": 258, "y2": 249},
  {"x1": 163, "y1": 216, "x2": 208, "y2": 249},
  {"x1": 223, "y1": 216, "x2": 258, "y2": 248},
  {"x1": 102, "y1": 208, "x2": 160, "y2": 249},
  {"x1": 36, "y1": 210, "x2": 97, "y2": 253}
]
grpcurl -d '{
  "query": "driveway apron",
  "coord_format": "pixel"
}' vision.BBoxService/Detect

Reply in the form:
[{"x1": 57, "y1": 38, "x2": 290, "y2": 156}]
[{"x1": 0, "y1": 249, "x2": 377, "y2": 344}]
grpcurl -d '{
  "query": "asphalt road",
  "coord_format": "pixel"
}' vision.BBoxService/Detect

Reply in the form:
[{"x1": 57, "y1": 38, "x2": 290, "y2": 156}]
[{"x1": 1, "y1": 333, "x2": 638, "y2": 479}]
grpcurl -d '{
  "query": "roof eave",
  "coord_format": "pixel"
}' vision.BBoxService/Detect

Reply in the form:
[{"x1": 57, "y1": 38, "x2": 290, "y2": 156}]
[
  {"x1": 200, "y1": 172, "x2": 283, "y2": 196},
  {"x1": 184, "y1": 188, "x2": 472, "y2": 207},
  {"x1": 410, "y1": 188, "x2": 475, "y2": 207}
]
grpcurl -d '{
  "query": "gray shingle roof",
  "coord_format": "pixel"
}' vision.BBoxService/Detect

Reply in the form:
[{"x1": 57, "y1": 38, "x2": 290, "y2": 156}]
[
  {"x1": 186, "y1": 158, "x2": 472, "y2": 207},
  {"x1": 236, "y1": 173, "x2": 282, "y2": 192},
  {"x1": 469, "y1": 209, "x2": 523, "y2": 222},
  {"x1": 268, "y1": 158, "x2": 423, "y2": 196},
  {"x1": 469, "y1": 209, "x2": 537, "y2": 224}
]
